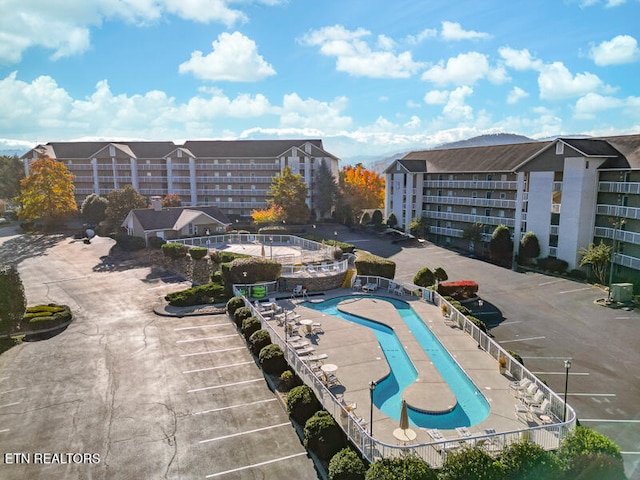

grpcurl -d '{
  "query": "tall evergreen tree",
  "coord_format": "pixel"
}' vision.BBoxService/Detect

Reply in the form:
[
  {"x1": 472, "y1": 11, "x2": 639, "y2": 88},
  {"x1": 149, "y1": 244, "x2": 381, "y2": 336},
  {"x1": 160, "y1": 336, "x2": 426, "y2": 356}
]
[
  {"x1": 313, "y1": 161, "x2": 337, "y2": 219},
  {"x1": 0, "y1": 155, "x2": 24, "y2": 201},
  {"x1": 81, "y1": 193, "x2": 108, "y2": 225},
  {"x1": 0, "y1": 265, "x2": 26, "y2": 338}
]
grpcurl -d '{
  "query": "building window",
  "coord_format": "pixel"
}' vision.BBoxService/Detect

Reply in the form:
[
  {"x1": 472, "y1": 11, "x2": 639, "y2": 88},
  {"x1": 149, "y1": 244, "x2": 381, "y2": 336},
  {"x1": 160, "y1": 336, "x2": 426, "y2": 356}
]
[
  {"x1": 486, "y1": 174, "x2": 492, "y2": 181},
  {"x1": 472, "y1": 191, "x2": 477, "y2": 198},
  {"x1": 228, "y1": 197, "x2": 232, "y2": 203},
  {"x1": 485, "y1": 209, "x2": 491, "y2": 217},
  {"x1": 499, "y1": 210, "x2": 505, "y2": 217},
  {"x1": 227, "y1": 172, "x2": 232, "y2": 177},
  {"x1": 585, "y1": 161, "x2": 589, "y2": 169},
  {"x1": 471, "y1": 208, "x2": 477, "y2": 215},
  {"x1": 473, "y1": 175, "x2": 478, "y2": 181},
  {"x1": 556, "y1": 142, "x2": 564, "y2": 155},
  {"x1": 437, "y1": 190, "x2": 442, "y2": 197},
  {"x1": 446, "y1": 206, "x2": 452, "y2": 212},
  {"x1": 215, "y1": 172, "x2": 219, "y2": 177},
  {"x1": 500, "y1": 192, "x2": 506, "y2": 199},
  {"x1": 449, "y1": 174, "x2": 455, "y2": 180},
  {"x1": 448, "y1": 190, "x2": 453, "y2": 196},
  {"x1": 486, "y1": 191, "x2": 492, "y2": 199},
  {"x1": 227, "y1": 185, "x2": 232, "y2": 190}
]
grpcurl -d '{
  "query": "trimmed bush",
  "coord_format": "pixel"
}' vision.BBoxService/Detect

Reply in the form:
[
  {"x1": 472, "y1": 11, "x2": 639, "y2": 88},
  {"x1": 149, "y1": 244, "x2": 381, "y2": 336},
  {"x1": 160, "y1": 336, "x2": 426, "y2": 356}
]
[
  {"x1": 23, "y1": 304, "x2": 72, "y2": 328},
  {"x1": 556, "y1": 426, "x2": 623, "y2": 476},
  {"x1": 220, "y1": 257, "x2": 282, "y2": 294},
  {"x1": 434, "y1": 266, "x2": 448, "y2": 283},
  {"x1": 500, "y1": 440, "x2": 560, "y2": 480},
  {"x1": 466, "y1": 315, "x2": 487, "y2": 334},
  {"x1": 328, "y1": 448, "x2": 367, "y2": 480},
  {"x1": 114, "y1": 233, "x2": 146, "y2": 251},
  {"x1": 303, "y1": 410, "x2": 346, "y2": 461},
  {"x1": 440, "y1": 446, "x2": 504, "y2": 480},
  {"x1": 148, "y1": 236, "x2": 166, "y2": 248},
  {"x1": 365, "y1": 457, "x2": 437, "y2": 480},
  {"x1": 569, "y1": 268, "x2": 587, "y2": 281},
  {"x1": 437, "y1": 280, "x2": 479, "y2": 299},
  {"x1": 414, "y1": 267, "x2": 435, "y2": 287},
  {"x1": 507, "y1": 349, "x2": 524, "y2": 366},
  {"x1": 165, "y1": 282, "x2": 226, "y2": 307},
  {"x1": 241, "y1": 316, "x2": 261, "y2": 340},
  {"x1": 279, "y1": 370, "x2": 301, "y2": 391},
  {"x1": 233, "y1": 306, "x2": 252, "y2": 328},
  {"x1": 538, "y1": 257, "x2": 569, "y2": 274},
  {"x1": 189, "y1": 246, "x2": 208, "y2": 260},
  {"x1": 354, "y1": 252, "x2": 396, "y2": 279},
  {"x1": 226, "y1": 296, "x2": 245, "y2": 317},
  {"x1": 258, "y1": 344, "x2": 287, "y2": 375},
  {"x1": 249, "y1": 329, "x2": 271, "y2": 356},
  {"x1": 162, "y1": 242, "x2": 188, "y2": 259},
  {"x1": 286, "y1": 385, "x2": 321, "y2": 425}
]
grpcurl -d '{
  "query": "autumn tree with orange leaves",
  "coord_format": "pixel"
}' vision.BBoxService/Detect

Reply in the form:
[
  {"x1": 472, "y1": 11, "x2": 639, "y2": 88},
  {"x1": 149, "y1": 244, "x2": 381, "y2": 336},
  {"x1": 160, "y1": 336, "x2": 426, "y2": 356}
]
[
  {"x1": 337, "y1": 164, "x2": 385, "y2": 225},
  {"x1": 17, "y1": 156, "x2": 77, "y2": 227},
  {"x1": 251, "y1": 204, "x2": 284, "y2": 225}
]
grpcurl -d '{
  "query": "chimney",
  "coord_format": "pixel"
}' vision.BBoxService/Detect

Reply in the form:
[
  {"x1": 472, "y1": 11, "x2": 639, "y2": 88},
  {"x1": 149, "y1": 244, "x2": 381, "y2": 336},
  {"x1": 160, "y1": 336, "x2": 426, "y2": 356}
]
[{"x1": 151, "y1": 196, "x2": 162, "y2": 211}]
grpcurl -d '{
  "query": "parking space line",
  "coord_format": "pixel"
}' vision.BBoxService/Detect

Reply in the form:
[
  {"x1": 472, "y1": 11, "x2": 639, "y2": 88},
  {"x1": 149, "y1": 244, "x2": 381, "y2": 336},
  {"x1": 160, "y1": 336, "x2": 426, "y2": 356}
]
[
  {"x1": 567, "y1": 392, "x2": 616, "y2": 397},
  {"x1": 0, "y1": 428, "x2": 10, "y2": 433},
  {"x1": 193, "y1": 398, "x2": 276, "y2": 416},
  {"x1": 205, "y1": 452, "x2": 307, "y2": 478},
  {"x1": 180, "y1": 346, "x2": 245, "y2": 357},
  {"x1": 500, "y1": 336, "x2": 546, "y2": 343},
  {"x1": 558, "y1": 287, "x2": 594, "y2": 294},
  {"x1": 0, "y1": 401, "x2": 21, "y2": 408},
  {"x1": 580, "y1": 418, "x2": 640, "y2": 423},
  {"x1": 531, "y1": 371, "x2": 590, "y2": 376},
  {"x1": 199, "y1": 422, "x2": 291, "y2": 444},
  {"x1": 522, "y1": 356, "x2": 574, "y2": 360},
  {"x1": 188, "y1": 378, "x2": 263, "y2": 393},
  {"x1": 176, "y1": 334, "x2": 238, "y2": 343},
  {"x1": 0, "y1": 387, "x2": 26, "y2": 395},
  {"x1": 538, "y1": 279, "x2": 565, "y2": 286},
  {"x1": 174, "y1": 323, "x2": 232, "y2": 331},
  {"x1": 183, "y1": 360, "x2": 253, "y2": 374},
  {"x1": 498, "y1": 320, "x2": 523, "y2": 325}
]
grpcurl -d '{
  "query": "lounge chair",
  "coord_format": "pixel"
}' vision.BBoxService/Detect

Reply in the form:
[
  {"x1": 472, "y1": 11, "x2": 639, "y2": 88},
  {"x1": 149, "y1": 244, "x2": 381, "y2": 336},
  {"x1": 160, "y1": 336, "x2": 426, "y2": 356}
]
[
  {"x1": 307, "y1": 265, "x2": 316, "y2": 274},
  {"x1": 302, "y1": 353, "x2": 329, "y2": 363},
  {"x1": 321, "y1": 263, "x2": 330, "y2": 273},
  {"x1": 524, "y1": 390, "x2": 545, "y2": 406},
  {"x1": 530, "y1": 399, "x2": 551, "y2": 418},
  {"x1": 388, "y1": 281, "x2": 396, "y2": 293},
  {"x1": 515, "y1": 404, "x2": 530, "y2": 421},
  {"x1": 292, "y1": 285, "x2": 304, "y2": 297},
  {"x1": 363, "y1": 282, "x2": 378, "y2": 292},
  {"x1": 456, "y1": 427, "x2": 472, "y2": 437},
  {"x1": 352, "y1": 279, "x2": 362, "y2": 290},
  {"x1": 521, "y1": 383, "x2": 538, "y2": 400},
  {"x1": 509, "y1": 378, "x2": 531, "y2": 395},
  {"x1": 290, "y1": 340, "x2": 310, "y2": 349},
  {"x1": 394, "y1": 285, "x2": 404, "y2": 296},
  {"x1": 296, "y1": 346, "x2": 315, "y2": 356},
  {"x1": 312, "y1": 322, "x2": 324, "y2": 333},
  {"x1": 427, "y1": 429, "x2": 443, "y2": 441}
]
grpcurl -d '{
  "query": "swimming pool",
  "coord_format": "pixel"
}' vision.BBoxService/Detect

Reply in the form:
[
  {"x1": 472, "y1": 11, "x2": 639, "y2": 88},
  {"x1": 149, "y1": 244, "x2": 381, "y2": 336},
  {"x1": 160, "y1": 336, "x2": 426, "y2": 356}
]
[{"x1": 302, "y1": 295, "x2": 490, "y2": 429}]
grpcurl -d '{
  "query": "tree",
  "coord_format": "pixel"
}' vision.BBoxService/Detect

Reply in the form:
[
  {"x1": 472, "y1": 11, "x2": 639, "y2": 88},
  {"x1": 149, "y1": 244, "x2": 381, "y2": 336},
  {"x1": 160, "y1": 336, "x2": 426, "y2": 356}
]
[
  {"x1": 0, "y1": 265, "x2": 26, "y2": 338},
  {"x1": 440, "y1": 446, "x2": 504, "y2": 480},
  {"x1": 251, "y1": 204, "x2": 284, "y2": 226},
  {"x1": 80, "y1": 193, "x2": 108, "y2": 225},
  {"x1": 434, "y1": 266, "x2": 448, "y2": 283},
  {"x1": 519, "y1": 231, "x2": 540, "y2": 261},
  {"x1": 387, "y1": 213, "x2": 398, "y2": 228},
  {"x1": 339, "y1": 164, "x2": 384, "y2": 223},
  {"x1": 500, "y1": 440, "x2": 560, "y2": 480},
  {"x1": 162, "y1": 193, "x2": 182, "y2": 207},
  {"x1": 313, "y1": 161, "x2": 338, "y2": 219},
  {"x1": 105, "y1": 185, "x2": 148, "y2": 230},
  {"x1": 0, "y1": 155, "x2": 24, "y2": 201},
  {"x1": 556, "y1": 426, "x2": 625, "y2": 479},
  {"x1": 17, "y1": 156, "x2": 77, "y2": 227},
  {"x1": 490, "y1": 224, "x2": 513, "y2": 265},
  {"x1": 328, "y1": 448, "x2": 366, "y2": 480},
  {"x1": 414, "y1": 267, "x2": 435, "y2": 287},
  {"x1": 579, "y1": 240, "x2": 612, "y2": 285},
  {"x1": 267, "y1": 166, "x2": 310, "y2": 224},
  {"x1": 408, "y1": 216, "x2": 428, "y2": 238}
]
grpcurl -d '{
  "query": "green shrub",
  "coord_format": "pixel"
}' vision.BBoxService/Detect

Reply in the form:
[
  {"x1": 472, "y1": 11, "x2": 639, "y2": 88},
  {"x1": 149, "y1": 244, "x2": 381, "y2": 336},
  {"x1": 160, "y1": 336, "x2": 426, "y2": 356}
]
[
  {"x1": 286, "y1": 385, "x2": 321, "y2": 425},
  {"x1": 189, "y1": 246, "x2": 208, "y2": 260},
  {"x1": 148, "y1": 236, "x2": 166, "y2": 248},
  {"x1": 241, "y1": 316, "x2": 261, "y2": 340},
  {"x1": 23, "y1": 304, "x2": 72, "y2": 327},
  {"x1": 556, "y1": 426, "x2": 623, "y2": 476},
  {"x1": 500, "y1": 440, "x2": 560, "y2": 480},
  {"x1": 466, "y1": 315, "x2": 487, "y2": 334},
  {"x1": 210, "y1": 250, "x2": 251, "y2": 264},
  {"x1": 507, "y1": 350, "x2": 524, "y2": 366},
  {"x1": 114, "y1": 233, "x2": 146, "y2": 251},
  {"x1": 233, "y1": 306, "x2": 252, "y2": 327},
  {"x1": 538, "y1": 257, "x2": 569, "y2": 274},
  {"x1": 162, "y1": 242, "x2": 188, "y2": 259},
  {"x1": 258, "y1": 344, "x2": 287, "y2": 375},
  {"x1": 279, "y1": 370, "x2": 301, "y2": 391},
  {"x1": 569, "y1": 269, "x2": 587, "y2": 281},
  {"x1": 165, "y1": 282, "x2": 226, "y2": 307},
  {"x1": 434, "y1": 267, "x2": 448, "y2": 283},
  {"x1": 220, "y1": 257, "x2": 282, "y2": 294},
  {"x1": 328, "y1": 448, "x2": 367, "y2": 480},
  {"x1": 354, "y1": 252, "x2": 396, "y2": 279},
  {"x1": 440, "y1": 446, "x2": 504, "y2": 480},
  {"x1": 249, "y1": 329, "x2": 271, "y2": 355},
  {"x1": 566, "y1": 452, "x2": 627, "y2": 480},
  {"x1": 226, "y1": 296, "x2": 245, "y2": 316},
  {"x1": 303, "y1": 411, "x2": 346, "y2": 461},
  {"x1": 210, "y1": 270, "x2": 223, "y2": 284},
  {"x1": 365, "y1": 457, "x2": 437, "y2": 480},
  {"x1": 414, "y1": 267, "x2": 435, "y2": 287}
]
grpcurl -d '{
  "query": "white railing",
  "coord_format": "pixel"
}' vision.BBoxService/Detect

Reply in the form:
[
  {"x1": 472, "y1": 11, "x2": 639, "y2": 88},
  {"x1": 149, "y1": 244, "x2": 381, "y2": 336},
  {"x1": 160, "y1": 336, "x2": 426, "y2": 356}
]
[
  {"x1": 594, "y1": 226, "x2": 640, "y2": 246},
  {"x1": 424, "y1": 196, "x2": 516, "y2": 209},
  {"x1": 232, "y1": 278, "x2": 576, "y2": 467},
  {"x1": 428, "y1": 226, "x2": 464, "y2": 238},
  {"x1": 552, "y1": 182, "x2": 563, "y2": 192},
  {"x1": 551, "y1": 204, "x2": 561, "y2": 214},
  {"x1": 596, "y1": 204, "x2": 640, "y2": 220},
  {"x1": 425, "y1": 211, "x2": 515, "y2": 227},
  {"x1": 424, "y1": 180, "x2": 517, "y2": 190},
  {"x1": 612, "y1": 252, "x2": 640, "y2": 269},
  {"x1": 598, "y1": 181, "x2": 640, "y2": 194}
]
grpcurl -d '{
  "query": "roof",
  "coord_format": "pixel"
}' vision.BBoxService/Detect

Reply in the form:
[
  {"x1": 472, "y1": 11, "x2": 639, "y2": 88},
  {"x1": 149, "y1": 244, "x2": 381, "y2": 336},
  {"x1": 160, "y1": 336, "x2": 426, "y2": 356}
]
[
  {"x1": 595, "y1": 134, "x2": 640, "y2": 169},
  {"x1": 128, "y1": 206, "x2": 230, "y2": 232},
  {"x1": 560, "y1": 138, "x2": 621, "y2": 158},
  {"x1": 181, "y1": 139, "x2": 331, "y2": 159},
  {"x1": 400, "y1": 141, "x2": 551, "y2": 173}
]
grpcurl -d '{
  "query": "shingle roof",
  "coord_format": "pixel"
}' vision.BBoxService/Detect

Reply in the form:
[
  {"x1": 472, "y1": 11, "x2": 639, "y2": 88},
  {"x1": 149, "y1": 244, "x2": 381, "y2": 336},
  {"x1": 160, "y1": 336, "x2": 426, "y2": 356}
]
[
  {"x1": 181, "y1": 139, "x2": 328, "y2": 158},
  {"x1": 561, "y1": 138, "x2": 621, "y2": 157},
  {"x1": 401, "y1": 141, "x2": 551, "y2": 173},
  {"x1": 130, "y1": 206, "x2": 230, "y2": 231}
]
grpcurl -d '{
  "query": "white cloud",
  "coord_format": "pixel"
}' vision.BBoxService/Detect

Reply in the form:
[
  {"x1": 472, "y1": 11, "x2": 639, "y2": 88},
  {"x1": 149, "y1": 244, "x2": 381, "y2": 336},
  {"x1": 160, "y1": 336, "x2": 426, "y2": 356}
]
[
  {"x1": 179, "y1": 32, "x2": 276, "y2": 82},
  {"x1": 404, "y1": 115, "x2": 421, "y2": 129},
  {"x1": 424, "y1": 90, "x2": 449, "y2": 105},
  {"x1": 579, "y1": 0, "x2": 628, "y2": 6},
  {"x1": 406, "y1": 28, "x2": 438, "y2": 45},
  {"x1": 507, "y1": 86, "x2": 529, "y2": 104},
  {"x1": 440, "y1": 21, "x2": 490, "y2": 41},
  {"x1": 574, "y1": 92, "x2": 640, "y2": 120},
  {"x1": 538, "y1": 62, "x2": 612, "y2": 100},
  {"x1": 498, "y1": 47, "x2": 543, "y2": 71},
  {"x1": 589, "y1": 35, "x2": 640, "y2": 66},
  {"x1": 279, "y1": 93, "x2": 352, "y2": 131},
  {"x1": 421, "y1": 52, "x2": 493, "y2": 86},
  {"x1": 442, "y1": 86, "x2": 474, "y2": 120},
  {"x1": 300, "y1": 25, "x2": 424, "y2": 78}
]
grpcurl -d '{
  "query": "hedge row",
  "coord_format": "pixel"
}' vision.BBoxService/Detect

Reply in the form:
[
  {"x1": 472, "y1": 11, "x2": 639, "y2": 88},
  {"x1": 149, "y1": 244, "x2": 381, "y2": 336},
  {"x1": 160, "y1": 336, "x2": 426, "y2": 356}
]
[
  {"x1": 354, "y1": 252, "x2": 396, "y2": 279},
  {"x1": 164, "y1": 282, "x2": 226, "y2": 307},
  {"x1": 23, "y1": 304, "x2": 72, "y2": 325},
  {"x1": 437, "y1": 280, "x2": 478, "y2": 299}
]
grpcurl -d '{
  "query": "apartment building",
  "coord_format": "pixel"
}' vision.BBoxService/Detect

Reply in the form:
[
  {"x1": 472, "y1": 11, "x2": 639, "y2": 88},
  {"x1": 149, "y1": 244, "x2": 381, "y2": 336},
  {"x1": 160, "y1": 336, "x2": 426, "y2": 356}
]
[
  {"x1": 21, "y1": 139, "x2": 340, "y2": 220},
  {"x1": 385, "y1": 134, "x2": 640, "y2": 280}
]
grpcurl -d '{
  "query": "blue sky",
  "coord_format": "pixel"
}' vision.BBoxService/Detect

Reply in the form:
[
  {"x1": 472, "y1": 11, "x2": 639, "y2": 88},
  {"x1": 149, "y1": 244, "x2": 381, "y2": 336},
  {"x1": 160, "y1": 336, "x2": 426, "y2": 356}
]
[{"x1": 1, "y1": 0, "x2": 639, "y2": 160}]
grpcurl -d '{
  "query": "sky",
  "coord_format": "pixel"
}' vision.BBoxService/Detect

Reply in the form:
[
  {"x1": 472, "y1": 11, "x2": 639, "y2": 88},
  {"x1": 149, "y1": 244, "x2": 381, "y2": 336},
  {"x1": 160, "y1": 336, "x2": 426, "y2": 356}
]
[{"x1": 1, "y1": 0, "x2": 639, "y2": 161}]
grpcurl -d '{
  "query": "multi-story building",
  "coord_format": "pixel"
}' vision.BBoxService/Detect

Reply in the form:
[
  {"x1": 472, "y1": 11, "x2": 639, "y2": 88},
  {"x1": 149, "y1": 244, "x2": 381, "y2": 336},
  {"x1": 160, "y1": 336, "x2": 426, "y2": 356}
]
[
  {"x1": 385, "y1": 134, "x2": 640, "y2": 280},
  {"x1": 21, "y1": 140, "x2": 340, "y2": 220}
]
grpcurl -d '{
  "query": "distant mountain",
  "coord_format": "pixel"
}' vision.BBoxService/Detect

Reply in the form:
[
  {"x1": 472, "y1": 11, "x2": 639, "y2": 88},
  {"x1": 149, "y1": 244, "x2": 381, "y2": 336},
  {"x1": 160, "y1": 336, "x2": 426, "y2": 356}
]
[{"x1": 356, "y1": 133, "x2": 537, "y2": 174}]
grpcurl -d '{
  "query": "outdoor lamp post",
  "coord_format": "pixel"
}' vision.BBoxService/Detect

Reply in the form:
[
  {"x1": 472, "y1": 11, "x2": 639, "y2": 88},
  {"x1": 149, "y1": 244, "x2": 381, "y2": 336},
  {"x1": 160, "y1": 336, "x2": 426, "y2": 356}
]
[
  {"x1": 563, "y1": 359, "x2": 571, "y2": 422},
  {"x1": 334, "y1": 231, "x2": 338, "y2": 255},
  {"x1": 269, "y1": 236, "x2": 273, "y2": 259},
  {"x1": 369, "y1": 381, "x2": 376, "y2": 436}
]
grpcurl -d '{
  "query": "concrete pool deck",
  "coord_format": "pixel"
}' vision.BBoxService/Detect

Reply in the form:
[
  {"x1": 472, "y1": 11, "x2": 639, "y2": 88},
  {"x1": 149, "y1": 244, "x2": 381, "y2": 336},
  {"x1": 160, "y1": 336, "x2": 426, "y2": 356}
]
[{"x1": 273, "y1": 289, "x2": 530, "y2": 448}]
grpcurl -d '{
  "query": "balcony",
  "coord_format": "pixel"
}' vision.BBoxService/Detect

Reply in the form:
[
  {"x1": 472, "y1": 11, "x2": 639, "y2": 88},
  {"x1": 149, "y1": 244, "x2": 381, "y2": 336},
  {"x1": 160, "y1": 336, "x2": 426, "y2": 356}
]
[
  {"x1": 425, "y1": 211, "x2": 515, "y2": 227},
  {"x1": 424, "y1": 180, "x2": 517, "y2": 190},
  {"x1": 428, "y1": 226, "x2": 463, "y2": 238},
  {"x1": 613, "y1": 252, "x2": 640, "y2": 269},
  {"x1": 197, "y1": 189, "x2": 268, "y2": 196},
  {"x1": 596, "y1": 204, "x2": 640, "y2": 221},
  {"x1": 196, "y1": 163, "x2": 279, "y2": 171},
  {"x1": 137, "y1": 163, "x2": 165, "y2": 170},
  {"x1": 66, "y1": 164, "x2": 93, "y2": 170},
  {"x1": 423, "y1": 196, "x2": 515, "y2": 209},
  {"x1": 139, "y1": 188, "x2": 167, "y2": 195},
  {"x1": 594, "y1": 226, "x2": 640, "y2": 246},
  {"x1": 598, "y1": 181, "x2": 640, "y2": 194}
]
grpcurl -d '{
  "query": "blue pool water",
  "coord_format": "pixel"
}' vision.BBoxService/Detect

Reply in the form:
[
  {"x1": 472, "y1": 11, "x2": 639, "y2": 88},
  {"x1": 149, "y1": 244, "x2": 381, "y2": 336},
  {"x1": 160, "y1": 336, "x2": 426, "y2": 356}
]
[{"x1": 302, "y1": 295, "x2": 490, "y2": 429}]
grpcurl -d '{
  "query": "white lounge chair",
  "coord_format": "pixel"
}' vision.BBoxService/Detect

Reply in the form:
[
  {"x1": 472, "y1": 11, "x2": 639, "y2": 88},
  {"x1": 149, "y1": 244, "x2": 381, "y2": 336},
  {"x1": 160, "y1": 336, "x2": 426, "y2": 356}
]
[
  {"x1": 363, "y1": 282, "x2": 378, "y2": 292},
  {"x1": 388, "y1": 281, "x2": 396, "y2": 293},
  {"x1": 530, "y1": 399, "x2": 551, "y2": 418},
  {"x1": 427, "y1": 429, "x2": 443, "y2": 440},
  {"x1": 302, "y1": 353, "x2": 329, "y2": 363},
  {"x1": 352, "y1": 279, "x2": 362, "y2": 290},
  {"x1": 292, "y1": 285, "x2": 304, "y2": 297},
  {"x1": 524, "y1": 390, "x2": 545, "y2": 406},
  {"x1": 307, "y1": 265, "x2": 316, "y2": 274},
  {"x1": 521, "y1": 383, "x2": 538, "y2": 399},
  {"x1": 296, "y1": 346, "x2": 315, "y2": 356},
  {"x1": 515, "y1": 404, "x2": 529, "y2": 421},
  {"x1": 509, "y1": 378, "x2": 532, "y2": 395},
  {"x1": 321, "y1": 263, "x2": 330, "y2": 273},
  {"x1": 456, "y1": 427, "x2": 472, "y2": 437}
]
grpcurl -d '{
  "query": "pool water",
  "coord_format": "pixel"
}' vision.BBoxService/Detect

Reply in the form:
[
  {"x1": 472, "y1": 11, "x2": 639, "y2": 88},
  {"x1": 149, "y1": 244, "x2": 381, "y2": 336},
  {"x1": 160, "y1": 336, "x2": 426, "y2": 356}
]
[{"x1": 302, "y1": 295, "x2": 490, "y2": 429}]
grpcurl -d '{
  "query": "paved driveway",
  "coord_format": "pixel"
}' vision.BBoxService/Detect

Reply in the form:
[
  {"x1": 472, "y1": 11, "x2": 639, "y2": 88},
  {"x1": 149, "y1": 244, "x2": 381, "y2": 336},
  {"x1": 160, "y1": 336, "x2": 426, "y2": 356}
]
[
  {"x1": 327, "y1": 225, "x2": 640, "y2": 480},
  {"x1": 0, "y1": 234, "x2": 317, "y2": 479}
]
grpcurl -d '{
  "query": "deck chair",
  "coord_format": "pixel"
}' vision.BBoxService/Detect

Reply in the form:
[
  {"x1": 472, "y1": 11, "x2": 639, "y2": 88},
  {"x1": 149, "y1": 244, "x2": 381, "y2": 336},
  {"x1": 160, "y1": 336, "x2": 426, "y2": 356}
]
[
  {"x1": 530, "y1": 399, "x2": 551, "y2": 418},
  {"x1": 509, "y1": 378, "x2": 531, "y2": 395},
  {"x1": 388, "y1": 281, "x2": 396, "y2": 293},
  {"x1": 292, "y1": 285, "x2": 304, "y2": 297},
  {"x1": 311, "y1": 322, "x2": 324, "y2": 333},
  {"x1": 427, "y1": 429, "x2": 443, "y2": 441},
  {"x1": 521, "y1": 383, "x2": 538, "y2": 400},
  {"x1": 321, "y1": 263, "x2": 330, "y2": 273},
  {"x1": 456, "y1": 427, "x2": 472, "y2": 437},
  {"x1": 307, "y1": 265, "x2": 316, "y2": 274},
  {"x1": 302, "y1": 353, "x2": 329, "y2": 363},
  {"x1": 296, "y1": 346, "x2": 315, "y2": 356},
  {"x1": 524, "y1": 390, "x2": 545, "y2": 406},
  {"x1": 352, "y1": 278, "x2": 362, "y2": 290}
]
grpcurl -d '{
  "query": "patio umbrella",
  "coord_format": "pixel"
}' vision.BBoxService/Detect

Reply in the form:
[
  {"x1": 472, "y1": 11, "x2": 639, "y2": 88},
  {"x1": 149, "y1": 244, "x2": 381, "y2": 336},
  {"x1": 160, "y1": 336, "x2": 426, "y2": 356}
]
[
  {"x1": 399, "y1": 399, "x2": 410, "y2": 431},
  {"x1": 261, "y1": 243, "x2": 265, "y2": 257}
]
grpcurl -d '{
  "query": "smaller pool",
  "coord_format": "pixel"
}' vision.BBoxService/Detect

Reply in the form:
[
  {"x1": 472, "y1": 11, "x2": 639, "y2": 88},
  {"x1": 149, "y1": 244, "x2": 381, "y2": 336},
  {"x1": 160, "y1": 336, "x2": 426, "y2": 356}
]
[{"x1": 303, "y1": 295, "x2": 490, "y2": 429}]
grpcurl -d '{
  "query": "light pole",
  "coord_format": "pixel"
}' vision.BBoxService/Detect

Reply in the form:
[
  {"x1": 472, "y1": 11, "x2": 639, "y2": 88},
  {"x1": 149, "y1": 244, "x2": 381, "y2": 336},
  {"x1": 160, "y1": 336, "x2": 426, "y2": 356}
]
[
  {"x1": 369, "y1": 381, "x2": 376, "y2": 436},
  {"x1": 608, "y1": 218, "x2": 625, "y2": 302},
  {"x1": 269, "y1": 236, "x2": 273, "y2": 259},
  {"x1": 563, "y1": 359, "x2": 571, "y2": 422},
  {"x1": 334, "y1": 230, "x2": 338, "y2": 257}
]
